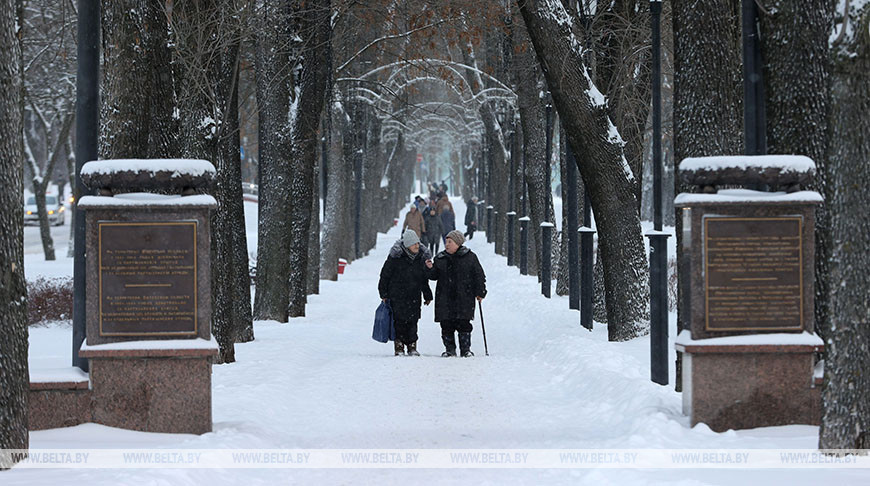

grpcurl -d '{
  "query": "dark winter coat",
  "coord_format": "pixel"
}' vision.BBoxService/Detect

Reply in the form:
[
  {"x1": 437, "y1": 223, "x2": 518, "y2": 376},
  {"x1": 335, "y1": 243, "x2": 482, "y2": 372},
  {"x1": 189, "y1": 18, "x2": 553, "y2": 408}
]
[
  {"x1": 422, "y1": 207, "x2": 443, "y2": 244},
  {"x1": 437, "y1": 197, "x2": 455, "y2": 235},
  {"x1": 378, "y1": 241, "x2": 433, "y2": 323},
  {"x1": 465, "y1": 202, "x2": 477, "y2": 226},
  {"x1": 428, "y1": 246, "x2": 487, "y2": 322}
]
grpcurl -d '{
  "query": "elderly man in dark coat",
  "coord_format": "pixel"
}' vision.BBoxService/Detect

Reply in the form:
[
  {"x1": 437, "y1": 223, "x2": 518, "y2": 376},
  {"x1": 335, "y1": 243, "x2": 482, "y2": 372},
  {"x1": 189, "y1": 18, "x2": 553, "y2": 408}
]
[
  {"x1": 378, "y1": 230, "x2": 433, "y2": 356},
  {"x1": 426, "y1": 230, "x2": 486, "y2": 357}
]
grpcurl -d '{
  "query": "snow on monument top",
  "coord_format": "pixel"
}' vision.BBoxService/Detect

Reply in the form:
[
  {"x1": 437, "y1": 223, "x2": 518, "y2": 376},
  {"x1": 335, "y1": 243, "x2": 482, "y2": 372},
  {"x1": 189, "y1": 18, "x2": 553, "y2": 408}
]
[
  {"x1": 679, "y1": 155, "x2": 815, "y2": 190},
  {"x1": 81, "y1": 159, "x2": 215, "y2": 194}
]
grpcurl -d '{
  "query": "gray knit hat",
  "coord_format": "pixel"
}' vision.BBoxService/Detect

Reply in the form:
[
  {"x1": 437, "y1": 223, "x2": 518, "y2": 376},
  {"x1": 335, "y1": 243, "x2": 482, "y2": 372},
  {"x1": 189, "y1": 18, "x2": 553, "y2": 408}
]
[
  {"x1": 402, "y1": 230, "x2": 420, "y2": 248},
  {"x1": 446, "y1": 229, "x2": 465, "y2": 247}
]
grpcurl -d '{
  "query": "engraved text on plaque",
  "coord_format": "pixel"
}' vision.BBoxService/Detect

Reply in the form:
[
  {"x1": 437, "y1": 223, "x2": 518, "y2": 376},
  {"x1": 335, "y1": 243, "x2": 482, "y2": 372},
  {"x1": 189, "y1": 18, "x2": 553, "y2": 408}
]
[
  {"x1": 99, "y1": 221, "x2": 198, "y2": 336},
  {"x1": 704, "y1": 217, "x2": 802, "y2": 331}
]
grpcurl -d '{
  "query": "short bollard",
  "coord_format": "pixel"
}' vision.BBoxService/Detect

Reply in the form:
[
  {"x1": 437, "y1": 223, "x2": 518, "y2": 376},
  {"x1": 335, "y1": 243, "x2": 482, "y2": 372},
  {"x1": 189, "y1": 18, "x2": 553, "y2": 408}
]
[
  {"x1": 506, "y1": 212, "x2": 517, "y2": 267},
  {"x1": 486, "y1": 206, "x2": 494, "y2": 243},
  {"x1": 579, "y1": 226, "x2": 596, "y2": 330},
  {"x1": 519, "y1": 216, "x2": 530, "y2": 275},
  {"x1": 541, "y1": 222, "x2": 554, "y2": 298}
]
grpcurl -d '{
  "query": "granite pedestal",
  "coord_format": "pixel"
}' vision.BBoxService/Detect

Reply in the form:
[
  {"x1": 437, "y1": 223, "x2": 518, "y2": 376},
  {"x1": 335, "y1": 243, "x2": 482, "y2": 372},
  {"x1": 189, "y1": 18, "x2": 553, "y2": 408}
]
[{"x1": 675, "y1": 156, "x2": 824, "y2": 431}]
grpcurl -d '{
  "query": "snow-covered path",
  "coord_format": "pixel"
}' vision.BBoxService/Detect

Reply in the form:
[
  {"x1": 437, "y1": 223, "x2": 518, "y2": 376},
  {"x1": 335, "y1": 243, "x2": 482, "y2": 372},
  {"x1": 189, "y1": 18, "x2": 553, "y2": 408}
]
[{"x1": 11, "y1": 198, "x2": 869, "y2": 485}]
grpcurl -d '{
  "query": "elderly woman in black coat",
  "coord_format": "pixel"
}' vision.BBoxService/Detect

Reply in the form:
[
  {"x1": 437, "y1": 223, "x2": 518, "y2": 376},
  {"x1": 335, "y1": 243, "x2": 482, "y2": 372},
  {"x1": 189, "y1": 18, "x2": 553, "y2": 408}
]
[
  {"x1": 378, "y1": 230, "x2": 433, "y2": 356},
  {"x1": 426, "y1": 230, "x2": 487, "y2": 357}
]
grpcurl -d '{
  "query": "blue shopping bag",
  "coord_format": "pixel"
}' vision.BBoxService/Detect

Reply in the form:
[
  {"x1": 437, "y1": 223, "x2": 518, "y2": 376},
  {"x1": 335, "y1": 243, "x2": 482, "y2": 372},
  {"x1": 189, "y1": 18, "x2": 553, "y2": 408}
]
[{"x1": 372, "y1": 300, "x2": 396, "y2": 343}]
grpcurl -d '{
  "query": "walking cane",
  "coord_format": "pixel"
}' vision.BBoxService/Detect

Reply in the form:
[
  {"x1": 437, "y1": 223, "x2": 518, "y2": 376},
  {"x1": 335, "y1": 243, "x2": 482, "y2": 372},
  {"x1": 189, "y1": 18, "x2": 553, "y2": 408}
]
[{"x1": 478, "y1": 300, "x2": 489, "y2": 356}]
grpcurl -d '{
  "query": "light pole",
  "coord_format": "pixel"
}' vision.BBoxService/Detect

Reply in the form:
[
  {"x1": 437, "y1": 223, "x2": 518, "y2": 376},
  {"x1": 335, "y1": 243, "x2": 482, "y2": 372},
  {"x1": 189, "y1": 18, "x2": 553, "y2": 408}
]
[
  {"x1": 646, "y1": 0, "x2": 670, "y2": 386},
  {"x1": 73, "y1": 0, "x2": 100, "y2": 372}
]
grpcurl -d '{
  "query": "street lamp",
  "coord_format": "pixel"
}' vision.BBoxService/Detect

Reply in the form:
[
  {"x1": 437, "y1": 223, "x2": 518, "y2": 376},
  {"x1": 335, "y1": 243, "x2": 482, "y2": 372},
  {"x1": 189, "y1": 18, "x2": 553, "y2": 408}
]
[{"x1": 646, "y1": 0, "x2": 670, "y2": 386}]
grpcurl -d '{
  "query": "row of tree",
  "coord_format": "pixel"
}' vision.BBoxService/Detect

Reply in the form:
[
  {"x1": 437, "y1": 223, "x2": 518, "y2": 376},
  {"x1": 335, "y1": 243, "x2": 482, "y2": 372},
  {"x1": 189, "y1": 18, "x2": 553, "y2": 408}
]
[{"x1": 1, "y1": 0, "x2": 867, "y2": 462}]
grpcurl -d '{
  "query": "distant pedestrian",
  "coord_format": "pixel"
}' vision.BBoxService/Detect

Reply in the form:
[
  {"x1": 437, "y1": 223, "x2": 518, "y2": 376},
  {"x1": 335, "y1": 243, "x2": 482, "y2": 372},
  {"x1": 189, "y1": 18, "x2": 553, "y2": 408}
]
[
  {"x1": 426, "y1": 230, "x2": 486, "y2": 357},
  {"x1": 436, "y1": 193, "x2": 455, "y2": 241},
  {"x1": 464, "y1": 196, "x2": 479, "y2": 240},
  {"x1": 423, "y1": 204, "x2": 442, "y2": 255},
  {"x1": 379, "y1": 231, "x2": 433, "y2": 356},
  {"x1": 402, "y1": 204, "x2": 425, "y2": 238}
]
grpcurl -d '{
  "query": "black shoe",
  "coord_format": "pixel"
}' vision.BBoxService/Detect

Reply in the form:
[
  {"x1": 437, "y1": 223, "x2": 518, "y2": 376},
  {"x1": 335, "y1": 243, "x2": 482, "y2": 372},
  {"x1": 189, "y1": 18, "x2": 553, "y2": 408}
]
[
  {"x1": 441, "y1": 334, "x2": 457, "y2": 357},
  {"x1": 459, "y1": 332, "x2": 473, "y2": 357},
  {"x1": 394, "y1": 340, "x2": 405, "y2": 356},
  {"x1": 407, "y1": 341, "x2": 420, "y2": 356}
]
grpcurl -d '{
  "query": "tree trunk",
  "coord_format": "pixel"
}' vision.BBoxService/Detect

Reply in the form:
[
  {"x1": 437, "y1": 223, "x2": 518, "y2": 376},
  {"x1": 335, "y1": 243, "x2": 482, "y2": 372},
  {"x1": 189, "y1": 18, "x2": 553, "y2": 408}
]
[
  {"x1": 759, "y1": 0, "x2": 833, "y2": 340},
  {"x1": 253, "y1": 0, "x2": 293, "y2": 322},
  {"x1": 672, "y1": 0, "x2": 743, "y2": 387},
  {"x1": 514, "y1": 20, "x2": 554, "y2": 278},
  {"x1": 320, "y1": 103, "x2": 350, "y2": 280},
  {"x1": 517, "y1": 0, "x2": 650, "y2": 340},
  {"x1": 819, "y1": 2, "x2": 870, "y2": 451},
  {"x1": 287, "y1": 0, "x2": 332, "y2": 318},
  {"x1": 173, "y1": 0, "x2": 244, "y2": 363},
  {"x1": 100, "y1": 0, "x2": 177, "y2": 159},
  {"x1": 0, "y1": 0, "x2": 29, "y2": 461}
]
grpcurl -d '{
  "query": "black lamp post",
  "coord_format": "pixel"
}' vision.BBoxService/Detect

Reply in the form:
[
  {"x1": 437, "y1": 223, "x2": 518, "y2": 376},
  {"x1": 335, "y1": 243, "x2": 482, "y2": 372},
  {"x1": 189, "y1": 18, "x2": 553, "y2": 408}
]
[
  {"x1": 647, "y1": 0, "x2": 670, "y2": 386},
  {"x1": 73, "y1": 0, "x2": 100, "y2": 372}
]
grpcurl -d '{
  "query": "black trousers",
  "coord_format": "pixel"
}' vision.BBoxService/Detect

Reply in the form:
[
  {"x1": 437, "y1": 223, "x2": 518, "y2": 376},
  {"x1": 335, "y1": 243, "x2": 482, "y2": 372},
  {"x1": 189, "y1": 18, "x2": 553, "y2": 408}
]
[
  {"x1": 428, "y1": 237, "x2": 440, "y2": 255},
  {"x1": 464, "y1": 223, "x2": 476, "y2": 240},
  {"x1": 440, "y1": 319, "x2": 472, "y2": 336},
  {"x1": 394, "y1": 318, "x2": 419, "y2": 344}
]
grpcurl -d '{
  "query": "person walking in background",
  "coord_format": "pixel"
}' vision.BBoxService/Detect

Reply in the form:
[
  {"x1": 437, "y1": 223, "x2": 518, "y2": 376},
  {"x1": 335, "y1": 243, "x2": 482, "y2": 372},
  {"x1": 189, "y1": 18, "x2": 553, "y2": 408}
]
[
  {"x1": 426, "y1": 230, "x2": 486, "y2": 357},
  {"x1": 402, "y1": 204, "x2": 425, "y2": 239},
  {"x1": 464, "y1": 196, "x2": 478, "y2": 240},
  {"x1": 423, "y1": 203, "x2": 442, "y2": 255},
  {"x1": 379, "y1": 231, "x2": 433, "y2": 356},
  {"x1": 436, "y1": 192, "x2": 455, "y2": 242}
]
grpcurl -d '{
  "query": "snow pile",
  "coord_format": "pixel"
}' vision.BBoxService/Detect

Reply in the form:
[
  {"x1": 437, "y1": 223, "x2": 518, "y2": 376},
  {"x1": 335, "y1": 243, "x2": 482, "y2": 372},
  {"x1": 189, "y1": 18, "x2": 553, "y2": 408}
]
[
  {"x1": 81, "y1": 159, "x2": 216, "y2": 178},
  {"x1": 675, "y1": 189, "x2": 823, "y2": 205},
  {"x1": 679, "y1": 155, "x2": 816, "y2": 174},
  {"x1": 78, "y1": 193, "x2": 217, "y2": 208}
]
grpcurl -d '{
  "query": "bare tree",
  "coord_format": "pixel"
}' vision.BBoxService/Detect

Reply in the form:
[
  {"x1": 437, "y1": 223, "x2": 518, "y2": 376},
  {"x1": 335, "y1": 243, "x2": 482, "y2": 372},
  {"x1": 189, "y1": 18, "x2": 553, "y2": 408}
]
[
  {"x1": 820, "y1": 0, "x2": 870, "y2": 451},
  {"x1": 0, "y1": 0, "x2": 29, "y2": 464},
  {"x1": 517, "y1": 0, "x2": 650, "y2": 340}
]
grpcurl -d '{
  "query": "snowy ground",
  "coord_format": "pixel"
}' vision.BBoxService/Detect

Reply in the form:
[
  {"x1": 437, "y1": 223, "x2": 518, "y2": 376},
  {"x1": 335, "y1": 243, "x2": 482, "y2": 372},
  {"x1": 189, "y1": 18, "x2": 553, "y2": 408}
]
[{"x1": 9, "y1": 198, "x2": 870, "y2": 485}]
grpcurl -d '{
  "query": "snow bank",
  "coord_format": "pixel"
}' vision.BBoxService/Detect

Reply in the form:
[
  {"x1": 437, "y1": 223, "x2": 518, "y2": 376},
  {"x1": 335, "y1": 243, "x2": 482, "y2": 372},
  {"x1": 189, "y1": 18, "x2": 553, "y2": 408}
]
[
  {"x1": 81, "y1": 159, "x2": 216, "y2": 178},
  {"x1": 78, "y1": 193, "x2": 217, "y2": 208},
  {"x1": 679, "y1": 155, "x2": 815, "y2": 173},
  {"x1": 675, "y1": 189, "x2": 823, "y2": 205}
]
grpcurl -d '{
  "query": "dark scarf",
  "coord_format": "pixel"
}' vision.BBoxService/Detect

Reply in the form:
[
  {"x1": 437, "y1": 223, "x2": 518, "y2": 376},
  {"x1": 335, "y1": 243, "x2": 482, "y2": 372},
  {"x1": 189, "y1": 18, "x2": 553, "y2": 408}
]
[{"x1": 402, "y1": 245, "x2": 420, "y2": 260}]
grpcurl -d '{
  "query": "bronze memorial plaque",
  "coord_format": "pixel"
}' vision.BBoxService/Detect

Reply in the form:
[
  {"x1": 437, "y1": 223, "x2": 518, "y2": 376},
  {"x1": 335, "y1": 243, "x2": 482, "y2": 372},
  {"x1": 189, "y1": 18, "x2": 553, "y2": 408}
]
[
  {"x1": 99, "y1": 221, "x2": 198, "y2": 336},
  {"x1": 704, "y1": 217, "x2": 802, "y2": 331}
]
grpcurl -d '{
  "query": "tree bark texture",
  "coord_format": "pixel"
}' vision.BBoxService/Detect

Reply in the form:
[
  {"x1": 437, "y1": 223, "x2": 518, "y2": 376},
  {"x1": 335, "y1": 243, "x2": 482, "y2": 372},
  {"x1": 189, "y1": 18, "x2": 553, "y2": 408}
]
[
  {"x1": 100, "y1": 0, "x2": 178, "y2": 159},
  {"x1": 517, "y1": 0, "x2": 650, "y2": 340},
  {"x1": 820, "y1": 2, "x2": 870, "y2": 451},
  {"x1": 253, "y1": 0, "x2": 293, "y2": 322},
  {"x1": 759, "y1": 0, "x2": 833, "y2": 339},
  {"x1": 287, "y1": 0, "x2": 332, "y2": 318},
  {"x1": 0, "y1": 0, "x2": 29, "y2": 460},
  {"x1": 173, "y1": 0, "x2": 246, "y2": 363}
]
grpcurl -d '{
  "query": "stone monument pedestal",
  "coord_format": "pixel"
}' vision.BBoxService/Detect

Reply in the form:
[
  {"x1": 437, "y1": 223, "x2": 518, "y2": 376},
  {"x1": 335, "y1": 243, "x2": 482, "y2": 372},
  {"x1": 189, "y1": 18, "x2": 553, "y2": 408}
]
[
  {"x1": 73, "y1": 159, "x2": 219, "y2": 435},
  {"x1": 675, "y1": 332, "x2": 823, "y2": 431},
  {"x1": 675, "y1": 155, "x2": 824, "y2": 431},
  {"x1": 79, "y1": 338, "x2": 218, "y2": 434}
]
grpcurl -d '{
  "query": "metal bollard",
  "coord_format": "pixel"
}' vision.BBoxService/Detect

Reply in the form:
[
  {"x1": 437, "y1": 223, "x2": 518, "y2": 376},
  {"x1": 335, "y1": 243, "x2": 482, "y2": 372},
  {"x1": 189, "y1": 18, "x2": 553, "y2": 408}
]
[
  {"x1": 506, "y1": 212, "x2": 516, "y2": 266},
  {"x1": 519, "y1": 216, "x2": 530, "y2": 275},
  {"x1": 541, "y1": 222, "x2": 554, "y2": 298},
  {"x1": 486, "y1": 206, "x2": 494, "y2": 243},
  {"x1": 579, "y1": 226, "x2": 596, "y2": 330}
]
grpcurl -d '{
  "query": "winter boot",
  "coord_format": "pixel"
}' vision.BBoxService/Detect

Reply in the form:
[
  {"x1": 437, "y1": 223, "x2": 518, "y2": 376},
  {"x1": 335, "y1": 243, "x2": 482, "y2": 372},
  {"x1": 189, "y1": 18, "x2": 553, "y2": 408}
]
[
  {"x1": 394, "y1": 340, "x2": 405, "y2": 356},
  {"x1": 459, "y1": 332, "x2": 474, "y2": 357},
  {"x1": 441, "y1": 334, "x2": 457, "y2": 357},
  {"x1": 407, "y1": 341, "x2": 420, "y2": 356}
]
